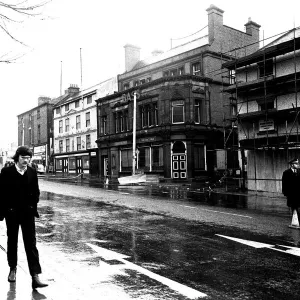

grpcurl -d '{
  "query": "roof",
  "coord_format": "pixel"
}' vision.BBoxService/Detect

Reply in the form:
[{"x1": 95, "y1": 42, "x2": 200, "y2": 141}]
[{"x1": 131, "y1": 32, "x2": 209, "y2": 72}]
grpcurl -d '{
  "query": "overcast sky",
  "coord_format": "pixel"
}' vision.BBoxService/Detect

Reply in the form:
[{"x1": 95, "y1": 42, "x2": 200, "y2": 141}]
[{"x1": 0, "y1": 0, "x2": 299, "y2": 148}]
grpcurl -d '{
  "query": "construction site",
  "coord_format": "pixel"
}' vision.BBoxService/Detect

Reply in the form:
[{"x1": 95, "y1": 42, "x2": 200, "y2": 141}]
[{"x1": 220, "y1": 26, "x2": 300, "y2": 193}]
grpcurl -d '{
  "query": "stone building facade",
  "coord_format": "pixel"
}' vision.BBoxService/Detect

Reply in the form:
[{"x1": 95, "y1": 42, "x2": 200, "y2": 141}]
[{"x1": 96, "y1": 5, "x2": 261, "y2": 182}]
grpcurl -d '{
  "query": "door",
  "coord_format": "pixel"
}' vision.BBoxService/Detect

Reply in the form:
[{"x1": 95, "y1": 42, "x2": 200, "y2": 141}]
[
  {"x1": 62, "y1": 158, "x2": 68, "y2": 173},
  {"x1": 76, "y1": 157, "x2": 82, "y2": 174},
  {"x1": 171, "y1": 141, "x2": 187, "y2": 179}
]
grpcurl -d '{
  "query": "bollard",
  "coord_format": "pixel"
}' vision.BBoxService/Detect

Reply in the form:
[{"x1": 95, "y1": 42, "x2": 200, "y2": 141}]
[{"x1": 289, "y1": 209, "x2": 300, "y2": 229}]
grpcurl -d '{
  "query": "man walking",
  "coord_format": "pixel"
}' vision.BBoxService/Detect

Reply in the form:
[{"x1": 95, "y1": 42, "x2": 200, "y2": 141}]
[
  {"x1": 282, "y1": 157, "x2": 300, "y2": 228},
  {"x1": 0, "y1": 146, "x2": 48, "y2": 289}
]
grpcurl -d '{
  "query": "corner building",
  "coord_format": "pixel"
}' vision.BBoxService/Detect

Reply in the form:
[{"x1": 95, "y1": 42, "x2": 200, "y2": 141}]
[{"x1": 96, "y1": 5, "x2": 261, "y2": 182}]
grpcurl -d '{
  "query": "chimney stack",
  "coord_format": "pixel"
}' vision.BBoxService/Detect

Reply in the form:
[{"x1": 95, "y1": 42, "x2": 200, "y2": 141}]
[
  {"x1": 38, "y1": 96, "x2": 51, "y2": 106},
  {"x1": 124, "y1": 44, "x2": 141, "y2": 72},
  {"x1": 65, "y1": 84, "x2": 80, "y2": 96},
  {"x1": 245, "y1": 17, "x2": 260, "y2": 41},
  {"x1": 206, "y1": 4, "x2": 224, "y2": 45}
]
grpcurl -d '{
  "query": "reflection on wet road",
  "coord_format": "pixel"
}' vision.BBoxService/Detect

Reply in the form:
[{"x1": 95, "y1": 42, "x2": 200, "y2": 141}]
[{"x1": 29, "y1": 190, "x2": 300, "y2": 299}]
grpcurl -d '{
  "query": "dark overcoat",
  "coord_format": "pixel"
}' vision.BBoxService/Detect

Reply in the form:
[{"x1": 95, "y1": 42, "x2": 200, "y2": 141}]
[
  {"x1": 282, "y1": 168, "x2": 300, "y2": 208},
  {"x1": 0, "y1": 165, "x2": 40, "y2": 219}
]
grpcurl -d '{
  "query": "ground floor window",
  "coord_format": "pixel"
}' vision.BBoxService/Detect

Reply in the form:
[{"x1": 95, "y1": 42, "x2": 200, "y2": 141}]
[
  {"x1": 152, "y1": 146, "x2": 163, "y2": 167},
  {"x1": 82, "y1": 155, "x2": 89, "y2": 169},
  {"x1": 120, "y1": 145, "x2": 163, "y2": 171},
  {"x1": 69, "y1": 157, "x2": 76, "y2": 170},
  {"x1": 194, "y1": 144, "x2": 205, "y2": 170},
  {"x1": 56, "y1": 159, "x2": 62, "y2": 170},
  {"x1": 120, "y1": 149, "x2": 133, "y2": 169},
  {"x1": 138, "y1": 147, "x2": 150, "y2": 168}
]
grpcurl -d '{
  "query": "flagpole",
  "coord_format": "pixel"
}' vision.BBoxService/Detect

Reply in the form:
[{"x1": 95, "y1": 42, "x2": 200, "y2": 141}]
[
  {"x1": 80, "y1": 48, "x2": 83, "y2": 89},
  {"x1": 132, "y1": 92, "x2": 136, "y2": 175},
  {"x1": 60, "y1": 61, "x2": 62, "y2": 96}
]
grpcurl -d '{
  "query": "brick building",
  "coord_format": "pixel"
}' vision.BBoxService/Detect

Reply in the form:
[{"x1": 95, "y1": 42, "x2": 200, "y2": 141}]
[
  {"x1": 96, "y1": 5, "x2": 261, "y2": 182},
  {"x1": 53, "y1": 79, "x2": 117, "y2": 176},
  {"x1": 17, "y1": 96, "x2": 60, "y2": 171}
]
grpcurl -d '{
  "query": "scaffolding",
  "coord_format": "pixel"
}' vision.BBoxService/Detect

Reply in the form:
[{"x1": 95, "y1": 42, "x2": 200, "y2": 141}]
[{"x1": 219, "y1": 27, "x2": 300, "y2": 192}]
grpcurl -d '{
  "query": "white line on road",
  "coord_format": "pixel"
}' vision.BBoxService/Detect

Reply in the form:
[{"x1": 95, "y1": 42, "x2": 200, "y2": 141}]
[
  {"x1": 180, "y1": 205, "x2": 252, "y2": 218},
  {"x1": 86, "y1": 243, "x2": 207, "y2": 299},
  {"x1": 217, "y1": 234, "x2": 300, "y2": 257}
]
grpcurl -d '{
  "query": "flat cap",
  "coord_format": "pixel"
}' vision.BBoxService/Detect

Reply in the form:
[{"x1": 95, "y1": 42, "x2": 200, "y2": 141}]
[{"x1": 289, "y1": 158, "x2": 299, "y2": 164}]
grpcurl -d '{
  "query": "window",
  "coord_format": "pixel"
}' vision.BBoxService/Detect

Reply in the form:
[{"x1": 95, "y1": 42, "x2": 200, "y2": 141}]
[
  {"x1": 56, "y1": 108, "x2": 61, "y2": 114},
  {"x1": 37, "y1": 109, "x2": 40, "y2": 119},
  {"x1": 56, "y1": 159, "x2": 62, "y2": 170},
  {"x1": 192, "y1": 62, "x2": 201, "y2": 75},
  {"x1": 65, "y1": 118, "x2": 69, "y2": 132},
  {"x1": 77, "y1": 137, "x2": 81, "y2": 150},
  {"x1": 101, "y1": 115, "x2": 107, "y2": 135},
  {"x1": 29, "y1": 128, "x2": 32, "y2": 144},
  {"x1": 86, "y1": 134, "x2": 91, "y2": 149},
  {"x1": 123, "y1": 83, "x2": 130, "y2": 90},
  {"x1": 37, "y1": 125, "x2": 41, "y2": 143},
  {"x1": 75, "y1": 100, "x2": 80, "y2": 108},
  {"x1": 140, "y1": 79, "x2": 146, "y2": 85},
  {"x1": 163, "y1": 71, "x2": 169, "y2": 77},
  {"x1": 138, "y1": 147, "x2": 150, "y2": 168},
  {"x1": 82, "y1": 156, "x2": 89, "y2": 169},
  {"x1": 194, "y1": 99, "x2": 206, "y2": 124},
  {"x1": 152, "y1": 146, "x2": 164, "y2": 167},
  {"x1": 59, "y1": 120, "x2": 63, "y2": 133},
  {"x1": 76, "y1": 115, "x2": 81, "y2": 129},
  {"x1": 29, "y1": 114, "x2": 32, "y2": 122},
  {"x1": 170, "y1": 69, "x2": 177, "y2": 76},
  {"x1": 134, "y1": 80, "x2": 139, "y2": 87},
  {"x1": 147, "y1": 77, "x2": 152, "y2": 82},
  {"x1": 121, "y1": 149, "x2": 133, "y2": 168},
  {"x1": 59, "y1": 140, "x2": 63, "y2": 153},
  {"x1": 66, "y1": 139, "x2": 70, "y2": 152},
  {"x1": 194, "y1": 145, "x2": 205, "y2": 170},
  {"x1": 140, "y1": 102, "x2": 158, "y2": 128},
  {"x1": 65, "y1": 104, "x2": 69, "y2": 112},
  {"x1": 114, "y1": 110, "x2": 128, "y2": 133},
  {"x1": 163, "y1": 66, "x2": 184, "y2": 77},
  {"x1": 258, "y1": 58, "x2": 273, "y2": 77},
  {"x1": 69, "y1": 157, "x2": 76, "y2": 169},
  {"x1": 194, "y1": 100, "x2": 201, "y2": 123},
  {"x1": 172, "y1": 100, "x2": 185, "y2": 123},
  {"x1": 86, "y1": 112, "x2": 90, "y2": 127},
  {"x1": 86, "y1": 95, "x2": 92, "y2": 104}
]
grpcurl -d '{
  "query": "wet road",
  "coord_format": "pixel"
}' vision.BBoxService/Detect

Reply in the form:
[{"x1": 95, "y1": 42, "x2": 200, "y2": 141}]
[{"x1": 1, "y1": 179, "x2": 300, "y2": 299}]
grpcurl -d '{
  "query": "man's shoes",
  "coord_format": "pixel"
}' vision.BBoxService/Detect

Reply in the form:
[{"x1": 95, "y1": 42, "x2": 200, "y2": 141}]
[
  {"x1": 8, "y1": 268, "x2": 16, "y2": 282},
  {"x1": 32, "y1": 274, "x2": 48, "y2": 289}
]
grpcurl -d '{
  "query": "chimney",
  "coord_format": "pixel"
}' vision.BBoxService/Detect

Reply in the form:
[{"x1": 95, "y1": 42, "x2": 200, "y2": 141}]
[
  {"x1": 124, "y1": 44, "x2": 141, "y2": 72},
  {"x1": 65, "y1": 84, "x2": 80, "y2": 96},
  {"x1": 38, "y1": 96, "x2": 51, "y2": 106},
  {"x1": 206, "y1": 4, "x2": 224, "y2": 45},
  {"x1": 245, "y1": 17, "x2": 260, "y2": 41},
  {"x1": 151, "y1": 49, "x2": 164, "y2": 56}
]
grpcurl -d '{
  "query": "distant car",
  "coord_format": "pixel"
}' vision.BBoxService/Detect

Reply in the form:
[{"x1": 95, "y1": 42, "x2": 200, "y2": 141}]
[{"x1": 30, "y1": 158, "x2": 45, "y2": 174}]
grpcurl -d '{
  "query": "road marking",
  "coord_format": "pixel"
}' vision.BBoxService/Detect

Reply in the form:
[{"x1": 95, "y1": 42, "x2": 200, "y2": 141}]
[
  {"x1": 216, "y1": 234, "x2": 300, "y2": 257},
  {"x1": 86, "y1": 243, "x2": 207, "y2": 299},
  {"x1": 180, "y1": 205, "x2": 252, "y2": 218}
]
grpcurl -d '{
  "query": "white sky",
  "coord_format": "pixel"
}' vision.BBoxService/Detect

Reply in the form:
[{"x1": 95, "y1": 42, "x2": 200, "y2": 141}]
[{"x1": 0, "y1": 0, "x2": 299, "y2": 148}]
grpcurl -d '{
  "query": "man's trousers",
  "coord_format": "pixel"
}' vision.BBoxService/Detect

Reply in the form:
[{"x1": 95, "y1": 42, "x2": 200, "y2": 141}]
[{"x1": 5, "y1": 211, "x2": 42, "y2": 276}]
